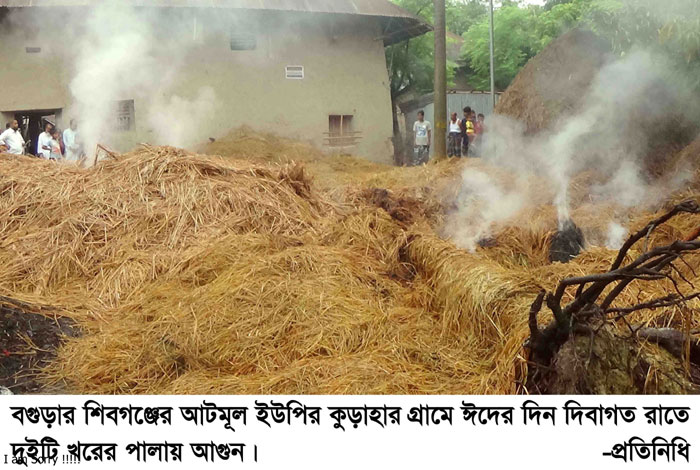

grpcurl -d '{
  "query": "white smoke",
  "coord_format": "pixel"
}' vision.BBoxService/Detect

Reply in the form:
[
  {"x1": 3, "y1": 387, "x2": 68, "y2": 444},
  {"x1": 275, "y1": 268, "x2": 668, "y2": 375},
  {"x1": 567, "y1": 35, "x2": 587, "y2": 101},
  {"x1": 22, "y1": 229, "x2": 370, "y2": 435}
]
[
  {"x1": 446, "y1": 49, "x2": 699, "y2": 250},
  {"x1": 444, "y1": 169, "x2": 524, "y2": 251},
  {"x1": 148, "y1": 87, "x2": 220, "y2": 149},
  {"x1": 68, "y1": 4, "x2": 219, "y2": 157},
  {"x1": 69, "y1": 5, "x2": 156, "y2": 156},
  {"x1": 605, "y1": 221, "x2": 628, "y2": 250}
]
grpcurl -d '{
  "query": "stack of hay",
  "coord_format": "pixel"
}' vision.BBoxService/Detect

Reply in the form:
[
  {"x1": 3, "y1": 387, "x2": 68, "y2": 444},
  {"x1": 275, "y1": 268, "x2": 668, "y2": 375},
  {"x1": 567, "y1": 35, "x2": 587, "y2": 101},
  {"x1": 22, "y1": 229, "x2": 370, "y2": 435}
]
[{"x1": 0, "y1": 139, "x2": 698, "y2": 395}]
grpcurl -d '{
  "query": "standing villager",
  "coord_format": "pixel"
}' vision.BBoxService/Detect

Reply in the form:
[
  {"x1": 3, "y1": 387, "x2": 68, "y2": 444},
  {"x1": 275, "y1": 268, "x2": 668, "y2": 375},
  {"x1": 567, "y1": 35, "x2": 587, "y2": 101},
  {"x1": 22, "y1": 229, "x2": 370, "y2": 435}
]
[
  {"x1": 460, "y1": 107, "x2": 472, "y2": 157},
  {"x1": 472, "y1": 113, "x2": 485, "y2": 157},
  {"x1": 0, "y1": 120, "x2": 26, "y2": 155},
  {"x1": 62, "y1": 119, "x2": 82, "y2": 162},
  {"x1": 447, "y1": 112, "x2": 461, "y2": 157},
  {"x1": 466, "y1": 111, "x2": 476, "y2": 156},
  {"x1": 49, "y1": 129, "x2": 63, "y2": 161},
  {"x1": 37, "y1": 122, "x2": 54, "y2": 159},
  {"x1": 412, "y1": 110, "x2": 432, "y2": 166}
]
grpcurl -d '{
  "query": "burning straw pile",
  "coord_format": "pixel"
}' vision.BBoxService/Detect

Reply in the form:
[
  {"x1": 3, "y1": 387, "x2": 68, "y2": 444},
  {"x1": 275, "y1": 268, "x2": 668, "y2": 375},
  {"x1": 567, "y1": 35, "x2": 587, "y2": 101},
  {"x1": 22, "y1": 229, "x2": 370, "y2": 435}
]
[{"x1": 0, "y1": 142, "x2": 698, "y2": 395}]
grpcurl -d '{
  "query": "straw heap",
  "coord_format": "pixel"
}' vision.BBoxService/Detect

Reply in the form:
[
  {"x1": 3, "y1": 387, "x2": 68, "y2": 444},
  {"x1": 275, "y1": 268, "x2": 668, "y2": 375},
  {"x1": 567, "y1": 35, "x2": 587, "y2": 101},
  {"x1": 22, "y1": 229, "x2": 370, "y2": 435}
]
[{"x1": 0, "y1": 133, "x2": 697, "y2": 394}]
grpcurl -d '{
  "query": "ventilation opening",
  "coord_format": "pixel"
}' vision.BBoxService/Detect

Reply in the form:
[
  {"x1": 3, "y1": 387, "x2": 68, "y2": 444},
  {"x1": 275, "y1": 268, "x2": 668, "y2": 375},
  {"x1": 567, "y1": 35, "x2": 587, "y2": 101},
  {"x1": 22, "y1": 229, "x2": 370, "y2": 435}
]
[
  {"x1": 285, "y1": 66, "x2": 304, "y2": 80},
  {"x1": 25, "y1": 47, "x2": 41, "y2": 54}
]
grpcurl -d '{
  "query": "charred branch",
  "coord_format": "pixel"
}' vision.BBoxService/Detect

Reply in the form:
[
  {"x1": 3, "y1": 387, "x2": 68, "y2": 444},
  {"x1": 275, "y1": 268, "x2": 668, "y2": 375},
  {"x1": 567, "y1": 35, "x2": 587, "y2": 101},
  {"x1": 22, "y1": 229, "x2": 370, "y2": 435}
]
[
  {"x1": 526, "y1": 200, "x2": 700, "y2": 375},
  {"x1": 528, "y1": 290, "x2": 546, "y2": 343}
]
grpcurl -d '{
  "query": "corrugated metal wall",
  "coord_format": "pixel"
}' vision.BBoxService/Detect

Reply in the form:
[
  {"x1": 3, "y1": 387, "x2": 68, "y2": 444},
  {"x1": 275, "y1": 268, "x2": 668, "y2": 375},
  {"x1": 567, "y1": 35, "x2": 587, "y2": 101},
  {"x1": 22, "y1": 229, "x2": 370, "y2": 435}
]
[{"x1": 402, "y1": 91, "x2": 500, "y2": 159}]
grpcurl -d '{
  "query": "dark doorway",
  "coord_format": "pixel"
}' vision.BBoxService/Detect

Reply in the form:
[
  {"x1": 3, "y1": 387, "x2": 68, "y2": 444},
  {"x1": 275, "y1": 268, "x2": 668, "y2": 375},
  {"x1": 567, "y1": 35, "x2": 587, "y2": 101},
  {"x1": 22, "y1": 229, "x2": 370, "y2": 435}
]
[{"x1": 13, "y1": 110, "x2": 60, "y2": 156}]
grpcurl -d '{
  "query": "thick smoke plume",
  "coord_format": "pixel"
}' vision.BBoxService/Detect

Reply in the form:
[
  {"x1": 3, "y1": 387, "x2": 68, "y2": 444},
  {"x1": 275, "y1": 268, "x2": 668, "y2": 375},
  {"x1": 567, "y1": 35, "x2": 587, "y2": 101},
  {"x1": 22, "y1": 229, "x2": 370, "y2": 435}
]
[
  {"x1": 66, "y1": 4, "x2": 220, "y2": 156},
  {"x1": 606, "y1": 221, "x2": 627, "y2": 250},
  {"x1": 446, "y1": 49, "x2": 699, "y2": 251},
  {"x1": 444, "y1": 169, "x2": 524, "y2": 250}
]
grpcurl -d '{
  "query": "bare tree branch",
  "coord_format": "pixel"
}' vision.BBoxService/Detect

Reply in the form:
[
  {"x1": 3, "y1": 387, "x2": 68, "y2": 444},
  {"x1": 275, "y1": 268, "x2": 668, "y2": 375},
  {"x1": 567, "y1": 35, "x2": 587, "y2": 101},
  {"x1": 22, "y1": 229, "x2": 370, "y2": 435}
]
[{"x1": 527, "y1": 201, "x2": 700, "y2": 374}]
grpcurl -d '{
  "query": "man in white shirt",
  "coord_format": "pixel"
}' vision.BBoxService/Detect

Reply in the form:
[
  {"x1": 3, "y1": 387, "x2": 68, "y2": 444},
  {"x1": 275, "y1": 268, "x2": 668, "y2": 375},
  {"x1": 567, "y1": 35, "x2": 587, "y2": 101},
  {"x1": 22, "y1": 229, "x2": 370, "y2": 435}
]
[
  {"x1": 62, "y1": 119, "x2": 82, "y2": 162},
  {"x1": 0, "y1": 120, "x2": 26, "y2": 155},
  {"x1": 37, "y1": 122, "x2": 54, "y2": 159},
  {"x1": 412, "y1": 110, "x2": 431, "y2": 166},
  {"x1": 448, "y1": 112, "x2": 462, "y2": 157}
]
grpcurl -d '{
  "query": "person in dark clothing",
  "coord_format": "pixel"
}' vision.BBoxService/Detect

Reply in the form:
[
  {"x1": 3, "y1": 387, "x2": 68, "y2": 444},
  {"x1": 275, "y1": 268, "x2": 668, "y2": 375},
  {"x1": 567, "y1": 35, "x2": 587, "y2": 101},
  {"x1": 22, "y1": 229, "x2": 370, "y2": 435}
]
[{"x1": 460, "y1": 106, "x2": 471, "y2": 157}]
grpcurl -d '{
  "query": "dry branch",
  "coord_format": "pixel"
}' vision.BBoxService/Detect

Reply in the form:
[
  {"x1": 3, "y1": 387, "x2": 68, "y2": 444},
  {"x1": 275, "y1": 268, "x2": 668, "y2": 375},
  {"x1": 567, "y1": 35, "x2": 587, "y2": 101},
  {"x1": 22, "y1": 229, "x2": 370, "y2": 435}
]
[{"x1": 528, "y1": 201, "x2": 700, "y2": 368}]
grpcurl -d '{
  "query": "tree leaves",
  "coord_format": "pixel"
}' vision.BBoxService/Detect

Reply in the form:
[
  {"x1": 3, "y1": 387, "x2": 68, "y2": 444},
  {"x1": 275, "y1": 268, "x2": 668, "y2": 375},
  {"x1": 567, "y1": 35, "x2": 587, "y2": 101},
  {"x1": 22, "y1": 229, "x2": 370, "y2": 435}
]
[{"x1": 388, "y1": 0, "x2": 700, "y2": 98}]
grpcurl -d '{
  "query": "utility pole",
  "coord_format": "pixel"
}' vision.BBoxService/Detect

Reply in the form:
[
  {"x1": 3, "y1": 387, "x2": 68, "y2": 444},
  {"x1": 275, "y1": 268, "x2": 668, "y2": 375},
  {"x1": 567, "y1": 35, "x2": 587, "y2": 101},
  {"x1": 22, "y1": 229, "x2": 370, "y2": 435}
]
[
  {"x1": 433, "y1": 0, "x2": 447, "y2": 160},
  {"x1": 489, "y1": 0, "x2": 496, "y2": 111}
]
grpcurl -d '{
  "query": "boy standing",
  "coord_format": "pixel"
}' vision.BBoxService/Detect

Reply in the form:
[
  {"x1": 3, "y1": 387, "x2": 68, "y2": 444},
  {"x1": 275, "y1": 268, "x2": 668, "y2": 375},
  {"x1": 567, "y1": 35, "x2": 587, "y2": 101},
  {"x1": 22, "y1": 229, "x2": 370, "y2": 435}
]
[
  {"x1": 412, "y1": 110, "x2": 431, "y2": 166},
  {"x1": 473, "y1": 113, "x2": 485, "y2": 157},
  {"x1": 460, "y1": 107, "x2": 473, "y2": 157},
  {"x1": 49, "y1": 129, "x2": 63, "y2": 161}
]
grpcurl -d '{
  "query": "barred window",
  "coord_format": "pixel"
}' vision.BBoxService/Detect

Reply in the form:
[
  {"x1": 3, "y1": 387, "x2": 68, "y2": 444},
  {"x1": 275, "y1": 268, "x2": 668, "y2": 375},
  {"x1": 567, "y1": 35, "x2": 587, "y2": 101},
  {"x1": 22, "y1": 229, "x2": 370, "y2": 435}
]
[
  {"x1": 327, "y1": 115, "x2": 357, "y2": 147},
  {"x1": 115, "y1": 100, "x2": 135, "y2": 132}
]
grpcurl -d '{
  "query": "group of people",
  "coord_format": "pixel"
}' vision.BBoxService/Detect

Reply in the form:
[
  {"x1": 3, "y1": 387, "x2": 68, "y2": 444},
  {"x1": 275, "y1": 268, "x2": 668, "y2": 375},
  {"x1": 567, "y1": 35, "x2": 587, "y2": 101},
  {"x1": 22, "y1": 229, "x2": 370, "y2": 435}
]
[
  {"x1": 0, "y1": 119, "x2": 83, "y2": 162},
  {"x1": 411, "y1": 106, "x2": 485, "y2": 166}
]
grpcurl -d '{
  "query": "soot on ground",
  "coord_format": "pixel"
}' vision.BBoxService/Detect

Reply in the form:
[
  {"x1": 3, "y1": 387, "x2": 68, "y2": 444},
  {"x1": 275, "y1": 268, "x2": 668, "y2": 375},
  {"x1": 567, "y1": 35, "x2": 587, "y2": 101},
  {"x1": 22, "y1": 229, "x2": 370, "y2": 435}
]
[
  {"x1": 0, "y1": 306, "x2": 77, "y2": 394},
  {"x1": 549, "y1": 219, "x2": 585, "y2": 263}
]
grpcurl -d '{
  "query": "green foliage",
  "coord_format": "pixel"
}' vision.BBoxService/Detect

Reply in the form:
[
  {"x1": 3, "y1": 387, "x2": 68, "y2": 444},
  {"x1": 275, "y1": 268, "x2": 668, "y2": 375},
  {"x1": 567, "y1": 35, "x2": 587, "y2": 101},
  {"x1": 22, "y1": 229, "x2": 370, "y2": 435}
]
[
  {"x1": 388, "y1": 0, "x2": 700, "y2": 98},
  {"x1": 386, "y1": 0, "x2": 463, "y2": 99},
  {"x1": 463, "y1": 5, "x2": 547, "y2": 90},
  {"x1": 446, "y1": 0, "x2": 488, "y2": 36},
  {"x1": 461, "y1": 0, "x2": 700, "y2": 91},
  {"x1": 536, "y1": 1, "x2": 587, "y2": 47},
  {"x1": 583, "y1": 0, "x2": 700, "y2": 87},
  {"x1": 584, "y1": 0, "x2": 700, "y2": 59}
]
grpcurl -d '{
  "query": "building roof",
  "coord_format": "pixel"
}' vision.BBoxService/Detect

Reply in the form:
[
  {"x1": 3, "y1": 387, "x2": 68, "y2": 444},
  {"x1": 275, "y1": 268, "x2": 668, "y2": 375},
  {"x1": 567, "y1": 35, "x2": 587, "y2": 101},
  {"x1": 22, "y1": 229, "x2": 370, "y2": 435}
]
[{"x1": 0, "y1": 0, "x2": 432, "y2": 45}]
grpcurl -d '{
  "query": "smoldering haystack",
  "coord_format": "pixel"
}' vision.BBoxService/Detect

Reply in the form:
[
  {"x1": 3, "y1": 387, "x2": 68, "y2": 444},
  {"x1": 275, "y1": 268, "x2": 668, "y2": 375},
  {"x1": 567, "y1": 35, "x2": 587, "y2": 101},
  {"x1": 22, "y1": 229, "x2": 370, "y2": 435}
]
[{"x1": 0, "y1": 138, "x2": 698, "y2": 395}]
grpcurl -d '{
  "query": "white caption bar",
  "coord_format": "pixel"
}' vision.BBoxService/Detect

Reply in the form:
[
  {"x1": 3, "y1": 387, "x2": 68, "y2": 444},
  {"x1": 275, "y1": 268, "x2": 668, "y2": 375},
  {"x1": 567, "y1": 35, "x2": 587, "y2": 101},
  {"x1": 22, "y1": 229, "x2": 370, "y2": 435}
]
[{"x1": 0, "y1": 395, "x2": 695, "y2": 469}]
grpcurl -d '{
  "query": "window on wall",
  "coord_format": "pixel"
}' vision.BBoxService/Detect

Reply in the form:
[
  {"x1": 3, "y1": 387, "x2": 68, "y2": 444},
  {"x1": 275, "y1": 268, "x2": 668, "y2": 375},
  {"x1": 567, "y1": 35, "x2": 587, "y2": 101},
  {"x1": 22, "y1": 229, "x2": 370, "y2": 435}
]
[
  {"x1": 327, "y1": 115, "x2": 358, "y2": 147},
  {"x1": 115, "y1": 100, "x2": 135, "y2": 132},
  {"x1": 230, "y1": 31, "x2": 256, "y2": 50}
]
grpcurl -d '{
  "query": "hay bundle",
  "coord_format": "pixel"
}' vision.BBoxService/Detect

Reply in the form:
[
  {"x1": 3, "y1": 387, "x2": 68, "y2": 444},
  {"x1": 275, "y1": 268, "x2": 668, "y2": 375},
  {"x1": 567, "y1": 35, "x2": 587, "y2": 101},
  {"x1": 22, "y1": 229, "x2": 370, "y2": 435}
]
[
  {"x1": 495, "y1": 29, "x2": 611, "y2": 133},
  {"x1": 0, "y1": 146, "x2": 334, "y2": 308},
  {"x1": 47, "y1": 220, "x2": 498, "y2": 394}
]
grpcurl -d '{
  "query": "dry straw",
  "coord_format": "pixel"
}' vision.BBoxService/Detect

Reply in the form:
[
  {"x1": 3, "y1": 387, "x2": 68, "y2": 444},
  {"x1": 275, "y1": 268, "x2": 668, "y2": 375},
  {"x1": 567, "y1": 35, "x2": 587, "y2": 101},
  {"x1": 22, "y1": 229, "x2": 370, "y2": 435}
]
[{"x1": 0, "y1": 131, "x2": 697, "y2": 394}]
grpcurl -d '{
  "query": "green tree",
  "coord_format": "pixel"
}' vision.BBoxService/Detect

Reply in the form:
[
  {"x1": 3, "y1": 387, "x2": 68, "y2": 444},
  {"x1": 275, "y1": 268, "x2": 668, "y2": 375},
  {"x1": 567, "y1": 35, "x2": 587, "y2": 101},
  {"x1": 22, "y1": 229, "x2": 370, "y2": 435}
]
[
  {"x1": 452, "y1": 0, "x2": 700, "y2": 93},
  {"x1": 386, "y1": 0, "x2": 468, "y2": 102},
  {"x1": 585, "y1": 0, "x2": 700, "y2": 57},
  {"x1": 583, "y1": 0, "x2": 700, "y2": 87},
  {"x1": 544, "y1": 0, "x2": 577, "y2": 10},
  {"x1": 446, "y1": 0, "x2": 488, "y2": 36},
  {"x1": 536, "y1": 1, "x2": 587, "y2": 47},
  {"x1": 386, "y1": 0, "x2": 462, "y2": 162},
  {"x1": 462, "y1": 5, "x2": 544, "y2": 90}
]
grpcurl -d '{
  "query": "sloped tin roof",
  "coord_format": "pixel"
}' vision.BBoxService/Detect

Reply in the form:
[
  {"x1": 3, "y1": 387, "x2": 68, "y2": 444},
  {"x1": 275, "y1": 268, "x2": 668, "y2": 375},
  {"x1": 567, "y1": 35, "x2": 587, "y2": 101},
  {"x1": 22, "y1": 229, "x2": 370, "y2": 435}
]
[{"x1": 0, "y1": 0, "x2": 432, "y2": 44}]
